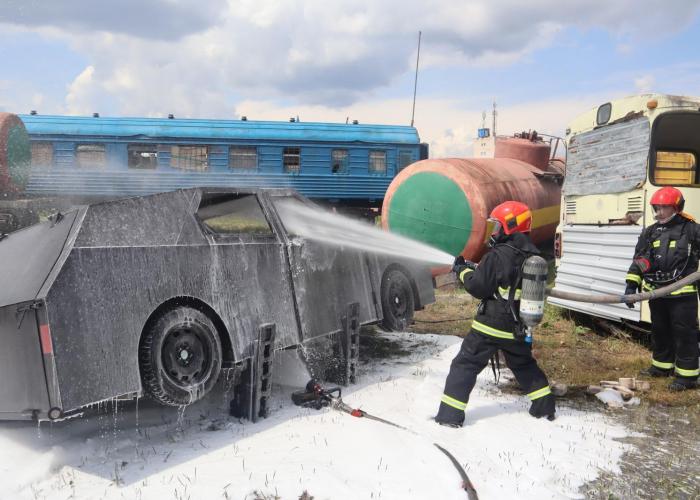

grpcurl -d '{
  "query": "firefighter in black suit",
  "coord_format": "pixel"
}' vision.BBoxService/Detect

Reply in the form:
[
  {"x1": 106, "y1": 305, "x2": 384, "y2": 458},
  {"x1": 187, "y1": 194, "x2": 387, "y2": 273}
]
[
  {"x1": 435, "y1": 201, "x2": 555, "y2": 427},
  {"x1": 625, "y1": 186, "x2": 700, "y2": 391}
]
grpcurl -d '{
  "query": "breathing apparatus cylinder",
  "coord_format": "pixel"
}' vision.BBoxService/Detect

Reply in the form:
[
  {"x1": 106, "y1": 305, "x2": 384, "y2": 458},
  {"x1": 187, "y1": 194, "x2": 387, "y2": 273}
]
[{"x1": 519, "y1": 256, "x2": 548, "y2": 337}]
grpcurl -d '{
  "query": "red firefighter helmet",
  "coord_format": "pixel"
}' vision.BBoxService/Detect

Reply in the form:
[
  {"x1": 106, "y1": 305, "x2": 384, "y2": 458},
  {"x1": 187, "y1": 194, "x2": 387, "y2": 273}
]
[
  {"x1": 488, "y1": 201, "x2": 532, "y2": 236},
  {"x1": 650, "y1": 187, "x2": 685, "y2": 212}
]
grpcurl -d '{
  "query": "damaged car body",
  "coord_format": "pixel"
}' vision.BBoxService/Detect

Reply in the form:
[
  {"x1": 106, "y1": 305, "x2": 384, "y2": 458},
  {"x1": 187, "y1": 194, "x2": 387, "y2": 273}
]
[{"x1": 0, "y1": 188, "x2": 434, "y2": 421}]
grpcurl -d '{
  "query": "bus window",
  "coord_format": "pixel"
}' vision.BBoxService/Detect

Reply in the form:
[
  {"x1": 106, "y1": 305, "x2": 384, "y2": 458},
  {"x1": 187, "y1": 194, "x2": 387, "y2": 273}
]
[
  {"x1": 331, "y1": 149, "x2": 348, "y2": 174},
  {"x1": 171, "y1": 145, "x2": 208, "y2": 171},
  {"x1": 128, "y1": 145, "x2": 158, "y2": 169},
  {"x1": 653, "y1": 151, "x2": 697, "y2": 186},
  {"x1": 369, "y1": 150, "x2": 386, "y2": 174},
  {"x1": 563, "y1": 117, "x2": 649, "y2": 196},
  {"x1": 76, "y1": 144, "x2": 106, "y2": 168},
  {"x1": 283, "y1": 147, "x2": 301, "y2": 173},
  {"x1": 31, "y1": 142, "x2": 53, "y2": 168}
]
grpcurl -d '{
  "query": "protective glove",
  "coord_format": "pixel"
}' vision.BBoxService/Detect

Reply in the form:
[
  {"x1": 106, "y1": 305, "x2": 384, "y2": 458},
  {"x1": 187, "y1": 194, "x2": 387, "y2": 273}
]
[
  {"x1": 624, "y1": 283, "x2": 638, "y2": 309},
  {"x1": 452, "y1": 256, "x2": 477, "y2": 276}
]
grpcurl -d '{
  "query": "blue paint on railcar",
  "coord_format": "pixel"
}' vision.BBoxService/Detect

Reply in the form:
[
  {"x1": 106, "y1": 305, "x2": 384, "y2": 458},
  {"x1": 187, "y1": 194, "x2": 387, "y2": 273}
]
[{"x1": 19, "y1": 114, "x2": 427, "y2": 206}]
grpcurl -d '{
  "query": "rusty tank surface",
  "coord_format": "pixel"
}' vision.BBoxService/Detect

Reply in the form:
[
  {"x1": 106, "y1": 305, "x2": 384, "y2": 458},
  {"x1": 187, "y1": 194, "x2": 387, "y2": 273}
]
[
  {"x1": 0, "y1": 113, "x2": 31, "y2": 195},
  {"x1": 381, "y1": 132, "x2": 564, "y2": 263}
]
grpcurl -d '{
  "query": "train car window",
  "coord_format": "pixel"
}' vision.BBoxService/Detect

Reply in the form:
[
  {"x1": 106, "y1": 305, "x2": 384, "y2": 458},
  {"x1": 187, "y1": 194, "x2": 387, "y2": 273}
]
[
  {"x1": 398, "y1": 150, "x2": 413, "y2": 171},
  {"x1": 171, "y1": 145, "x2": 208, "y2": 171},
  {"x1": 127, "y1": 145, "x2": 158, "y2": 169},
  {"x1": 331, "y1": 149, "x2": 348, "y2": 174},
  {"x1": 31, "y1": 142, "x2": 53, "y2": 168},
  {"x1": 76, "y1": 144, "x2": 106, "y2": 168},
  {"x1": 369, "y1": 150, "x2": 387, "y2": 174},
  {"x1": 283, "y1": 147, "x2": 301, "y2": 173},
  {"x1": 197, "y1": 192, "x2": 273, "y2": 236},
  {"x1": 229, "y1": 146, "x2": 258, "y2": 169},
  {"x1": 652, "y1": 151, "x2": 698, "y2": 186}
]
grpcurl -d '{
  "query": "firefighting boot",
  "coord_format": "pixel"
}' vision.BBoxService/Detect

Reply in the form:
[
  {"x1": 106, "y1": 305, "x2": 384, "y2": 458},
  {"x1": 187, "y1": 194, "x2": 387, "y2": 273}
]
[
  {"x1": 639, "y1": 366, "x2": 673, "y2": 378},
  {"x1": 668, "y1": 378, "x2": 698, "y2": 391}
]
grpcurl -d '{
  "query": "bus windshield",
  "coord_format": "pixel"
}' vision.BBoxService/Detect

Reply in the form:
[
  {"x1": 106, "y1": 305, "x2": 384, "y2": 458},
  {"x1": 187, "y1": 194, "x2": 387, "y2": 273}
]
[{"x1": 563, "y1": 115, "x2": 649, "y2": 196}]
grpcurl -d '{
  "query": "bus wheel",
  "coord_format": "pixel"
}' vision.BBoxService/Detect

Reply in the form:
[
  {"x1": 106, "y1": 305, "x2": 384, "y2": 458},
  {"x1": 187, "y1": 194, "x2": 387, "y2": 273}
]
[
  {"x1": 380, "y1": 269, "x2": 415, "y2": 331},
  {"x1": 139, "y1": 307, "x2": 222, "y2": 406}
]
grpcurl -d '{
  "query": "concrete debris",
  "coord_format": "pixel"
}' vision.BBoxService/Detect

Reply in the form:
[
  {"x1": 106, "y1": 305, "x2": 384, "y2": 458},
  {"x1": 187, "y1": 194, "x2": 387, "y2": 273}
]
[
  {"x1": 588, "y1": 377, "x2": 649, "y2": 408},
  {"x1": 550, "y1": 382, "x2": 568, "y2": 397}
]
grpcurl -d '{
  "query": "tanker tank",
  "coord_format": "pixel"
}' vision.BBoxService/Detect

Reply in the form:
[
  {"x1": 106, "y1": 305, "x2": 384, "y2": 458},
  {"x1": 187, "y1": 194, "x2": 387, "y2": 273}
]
[
  {"x1": 381, "y1": 132, "x2": 564, "y2": 264},
  {"x1": 0, "y1": 113, "x2": 31, "y2": 195}
]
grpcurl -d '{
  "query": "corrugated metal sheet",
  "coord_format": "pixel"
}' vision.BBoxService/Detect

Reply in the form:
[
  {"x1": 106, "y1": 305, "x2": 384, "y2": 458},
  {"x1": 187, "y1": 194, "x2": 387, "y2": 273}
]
[
  {"x1": 20, "y1": 115, "x2": 420, "y2": 144},
  {"x1": 549, "y1": 224, "x2": 642, "y2": 322},
  {"x1": 564, "y1": 117, "x2": 649, "y2": 196}
]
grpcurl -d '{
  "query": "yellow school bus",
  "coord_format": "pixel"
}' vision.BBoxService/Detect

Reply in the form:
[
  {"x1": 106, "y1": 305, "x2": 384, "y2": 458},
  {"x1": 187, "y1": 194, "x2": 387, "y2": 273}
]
[{"x1": 551, "y1": 94, "x2": 700, "y2": 324}]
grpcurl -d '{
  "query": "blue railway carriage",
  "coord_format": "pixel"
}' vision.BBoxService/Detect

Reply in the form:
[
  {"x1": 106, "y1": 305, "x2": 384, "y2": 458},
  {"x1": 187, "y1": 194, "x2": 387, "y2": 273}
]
[{"x1": 13, "y1": 114, "x2": 427, "y2": 221}]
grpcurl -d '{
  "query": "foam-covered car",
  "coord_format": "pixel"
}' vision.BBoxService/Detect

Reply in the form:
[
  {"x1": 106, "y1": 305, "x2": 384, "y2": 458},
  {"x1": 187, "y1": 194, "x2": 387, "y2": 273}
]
[{"x1": 0, "y1": 188, "x2": 434, "y2": 420}]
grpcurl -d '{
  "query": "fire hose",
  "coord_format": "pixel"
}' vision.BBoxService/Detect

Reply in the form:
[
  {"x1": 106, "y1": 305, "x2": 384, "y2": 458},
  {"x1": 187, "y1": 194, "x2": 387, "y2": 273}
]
[
  {"x1": 292, "y1": 380, "x2": 479, "y2": 499},
  {"x1": 546, "y1": 269, "x2": 700, "y2": 304}
]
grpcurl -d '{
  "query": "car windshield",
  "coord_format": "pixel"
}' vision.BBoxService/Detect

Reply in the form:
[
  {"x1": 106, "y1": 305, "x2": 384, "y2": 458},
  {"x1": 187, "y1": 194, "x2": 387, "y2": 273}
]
[{"x1": 197, "y1": 193, "x2": 272, "y2": 235}]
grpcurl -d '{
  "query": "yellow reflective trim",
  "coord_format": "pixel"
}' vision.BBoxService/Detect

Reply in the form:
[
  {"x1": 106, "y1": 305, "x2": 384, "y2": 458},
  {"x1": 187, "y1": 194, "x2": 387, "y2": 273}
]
[
  {"x1": 652, "y1": 359, "x2": 674, "y2": 370},
  {"x1": 653, "y1": 240, "x2": 661, "y2": 248},
  {"x1": 441, "y1": 394, "x2": 467, "y2": 411},
  {"x1": 669, "y1": 240, "x2": 676, "y2": 248},
  {"x1": 626, "y1": 273, "x2": 642, "y2": 285},
  {"x1": 497, "y1": 286, "x2": 522, "y2": 300},
  {"x1": 527, "y1": 386, "x2": 552, "y2": 400},
  {"x1": 675, "y1": 367, "x2": 700, "y2": 377},
  {"x1": 642, "y1": 282, "x2": 697, "y2": 295},
  {"x1": 459, "y1": 268, "x2": 473, "y2": 282},
  {"x1": 472, "y1": 320, "x2": 515, "y2": 340},
  {"x1": 516, "y1": 210, "x2": 532, "y2": 226}
]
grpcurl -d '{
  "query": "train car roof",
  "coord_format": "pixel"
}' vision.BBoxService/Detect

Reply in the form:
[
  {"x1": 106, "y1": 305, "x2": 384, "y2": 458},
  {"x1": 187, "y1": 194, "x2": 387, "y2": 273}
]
[{"x1": 19, "y1": 114, "x2": 421, "y2": 144}]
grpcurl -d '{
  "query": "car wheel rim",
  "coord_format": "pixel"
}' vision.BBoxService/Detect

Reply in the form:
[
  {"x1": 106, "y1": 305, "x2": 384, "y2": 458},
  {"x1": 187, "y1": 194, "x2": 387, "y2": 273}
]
[
  {"x1": 162, "y1": 323, "x2": 211, "y2": 387},
  {"x1": 388, "y1": 281, "x2": 408, "y2": 318}
]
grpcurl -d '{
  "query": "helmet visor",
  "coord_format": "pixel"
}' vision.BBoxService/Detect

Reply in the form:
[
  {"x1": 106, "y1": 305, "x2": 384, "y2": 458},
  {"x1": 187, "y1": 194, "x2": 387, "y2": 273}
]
[{"x1": 486, "y1": 218, "x2": 502, "y2": 238}]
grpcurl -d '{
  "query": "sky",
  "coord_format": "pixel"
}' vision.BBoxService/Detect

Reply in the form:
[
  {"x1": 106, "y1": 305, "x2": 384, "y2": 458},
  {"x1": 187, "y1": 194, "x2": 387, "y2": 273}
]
[{"x1": 1, "y1": 0, "x2": 700, "y2": 157}]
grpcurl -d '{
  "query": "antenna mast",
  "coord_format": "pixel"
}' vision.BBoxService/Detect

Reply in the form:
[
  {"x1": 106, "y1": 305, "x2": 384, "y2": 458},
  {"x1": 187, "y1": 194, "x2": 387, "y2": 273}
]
[
  {"x1": 410, "y1": 31, "x2": 422, "y2": 127},
  {"x1": 492, "y1": 101, "x2": 497, "y2": 136}
]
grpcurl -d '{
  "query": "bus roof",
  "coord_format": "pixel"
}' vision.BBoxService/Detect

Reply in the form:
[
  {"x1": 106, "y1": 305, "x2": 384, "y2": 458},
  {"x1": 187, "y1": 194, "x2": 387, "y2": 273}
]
[
  {"x1": 18, "y1": 114, "x2": 421, "y2": 144},
  {"x1": 567, "y1": 93, "x2": 700, "y2": 137}
]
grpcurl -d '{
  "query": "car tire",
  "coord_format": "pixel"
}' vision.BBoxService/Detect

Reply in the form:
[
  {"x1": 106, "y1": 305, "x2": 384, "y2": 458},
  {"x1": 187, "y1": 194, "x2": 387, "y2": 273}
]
[
  {"x1": 139, "y1": 306, "x2": 222, "y2": 406},
  {"x1": 380, "y1": 269, "x2": 415, "y2": 331}
]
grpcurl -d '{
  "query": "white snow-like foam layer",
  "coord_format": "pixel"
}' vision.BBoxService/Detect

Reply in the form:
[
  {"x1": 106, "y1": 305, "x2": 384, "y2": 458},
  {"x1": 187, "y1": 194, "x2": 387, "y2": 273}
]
[{"x1": 0, "y1": 333, "x2": 630, "y2": 500}]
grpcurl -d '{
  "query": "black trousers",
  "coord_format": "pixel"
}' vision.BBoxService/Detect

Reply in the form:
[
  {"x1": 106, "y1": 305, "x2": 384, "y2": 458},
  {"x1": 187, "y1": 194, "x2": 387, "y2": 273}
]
[
  {"x1": 436, "y1": 330, "x2": 554, "y2": 425},
  {"x1": 649, "y1": 295, "x2": 700, "y2": 380}
]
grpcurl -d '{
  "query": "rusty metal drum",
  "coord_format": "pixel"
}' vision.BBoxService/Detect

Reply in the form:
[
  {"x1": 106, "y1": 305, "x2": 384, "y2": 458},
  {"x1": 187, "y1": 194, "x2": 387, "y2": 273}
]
[
  {"x1": 382, "y1": 156, "x2": 562, "y2": 262},
  {"x1": 0, "y1": 113, "x2": 31, "y2": 194}
]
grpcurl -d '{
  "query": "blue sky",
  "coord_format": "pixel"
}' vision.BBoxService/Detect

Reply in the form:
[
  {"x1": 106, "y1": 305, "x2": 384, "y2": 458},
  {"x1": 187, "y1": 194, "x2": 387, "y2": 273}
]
[{"x1": 1, "y1": 0, "x2": 699, "y2": 156}]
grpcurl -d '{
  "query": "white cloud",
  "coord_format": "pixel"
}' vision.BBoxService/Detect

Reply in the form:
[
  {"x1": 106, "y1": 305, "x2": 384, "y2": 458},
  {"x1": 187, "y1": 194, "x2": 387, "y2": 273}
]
[
  {"x1": 235, "y1": 92, "x2": 611, "y2": 158},
  {"x1": 634, "y1": 75, "x2": 656, "y2": 93},
  {"x1": 1, "y1": 0, "x2": 698, "y2": 126}
]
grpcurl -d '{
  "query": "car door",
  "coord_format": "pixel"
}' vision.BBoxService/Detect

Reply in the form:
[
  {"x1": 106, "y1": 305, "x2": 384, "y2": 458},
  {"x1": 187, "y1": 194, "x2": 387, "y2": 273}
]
[{"x1": 267, "y1": 193, "x2": 379, "y2": 341}]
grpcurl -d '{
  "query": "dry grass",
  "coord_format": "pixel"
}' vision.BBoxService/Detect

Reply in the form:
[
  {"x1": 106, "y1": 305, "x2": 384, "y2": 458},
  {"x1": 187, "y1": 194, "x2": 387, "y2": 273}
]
[{"x1": 413, "y1": 288, "x2": 700, "y2": 408}]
